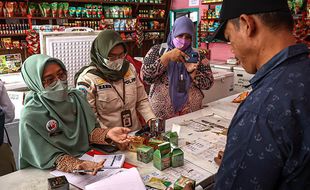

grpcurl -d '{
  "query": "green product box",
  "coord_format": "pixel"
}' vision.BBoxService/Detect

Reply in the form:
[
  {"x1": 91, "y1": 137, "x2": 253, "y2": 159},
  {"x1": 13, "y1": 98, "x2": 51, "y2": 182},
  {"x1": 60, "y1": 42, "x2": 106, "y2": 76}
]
[
  {"x1": 148, "y1": 138, "x2": 165, "y2": 149},
  {"x1": 171, "y1": 148, "x2": 184, "y2": 167},
  {"x1": 153, "y1": 149, "x2": 171, "y2": 171},
  {"x1": 137, "y1": 145, "x2": 154, "y2": 163},
  {"x1": 163, "y1": 131, "x2": 178, "y2": 147},
  {"x1": 174, "y1": 176, "x2": 196, "y2": 190},
  {"x1": 158, "y1": 142, "x2": 171, "y2": 156}
]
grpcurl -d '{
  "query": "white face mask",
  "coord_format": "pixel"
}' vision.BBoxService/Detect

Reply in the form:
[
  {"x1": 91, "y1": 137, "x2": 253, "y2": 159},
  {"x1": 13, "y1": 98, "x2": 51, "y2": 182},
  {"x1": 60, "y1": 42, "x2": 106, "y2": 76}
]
[
  {"x1": 42, "y1": 79, "x2": 68, "y2": 102},
  {"x1": 103, "y1": 58, "x2": 124, "y2": 71}
]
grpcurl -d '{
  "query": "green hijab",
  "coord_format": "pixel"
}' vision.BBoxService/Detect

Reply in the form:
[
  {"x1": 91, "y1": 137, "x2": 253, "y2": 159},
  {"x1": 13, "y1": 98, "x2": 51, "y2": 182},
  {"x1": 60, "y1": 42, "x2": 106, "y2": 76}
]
[
  {"x1": 19, "y1": 54, "x2": 97, "y2": 169},
  {"x1": 75, "y1": 30, "x2": 129, "y2": 83}
]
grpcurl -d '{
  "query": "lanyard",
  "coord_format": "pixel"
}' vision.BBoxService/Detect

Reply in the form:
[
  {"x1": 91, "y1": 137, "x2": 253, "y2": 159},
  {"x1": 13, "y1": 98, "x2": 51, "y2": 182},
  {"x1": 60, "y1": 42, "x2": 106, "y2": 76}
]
[{"x1": 110, "y1": 79, "x2": 125, "y2": 105}]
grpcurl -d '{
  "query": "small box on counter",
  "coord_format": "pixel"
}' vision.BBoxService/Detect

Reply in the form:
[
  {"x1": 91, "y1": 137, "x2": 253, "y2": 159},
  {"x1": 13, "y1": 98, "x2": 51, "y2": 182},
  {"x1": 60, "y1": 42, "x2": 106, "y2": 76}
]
[
  {"x1": 153, "y1": 149, "x2": 171, "y2": 171},
  {"x1": 137, "y1": 145, "x2": 154, "y2": 163},
  {"x1": 48, "y1": 176, "x2": 69, "y2": 190},
  {"x1": 147, "y1": 138, "x2": 165, "y2": 150},
  {"x1": 171, "y1": 148, "x2": 184, "y2": 168},
  {"x1": 174, "y1": 176, "x2": 196, "y2": 190},
  {"x1": 163, "y1": 131, "x2": 178, "y2": 147},
  {"x1": 127, "y1": 136, "x2": 144, "y2": 152},
  {"x1": 158, "y1": 142, "x2": 171, "y2": 155}
]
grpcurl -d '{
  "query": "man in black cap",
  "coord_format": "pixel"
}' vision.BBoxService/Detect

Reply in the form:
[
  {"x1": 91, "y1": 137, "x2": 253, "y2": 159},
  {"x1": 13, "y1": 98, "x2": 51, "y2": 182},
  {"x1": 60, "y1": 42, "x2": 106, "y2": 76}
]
[{"x1": 211, "y1": 0, "x2": 310, "y2": 189}]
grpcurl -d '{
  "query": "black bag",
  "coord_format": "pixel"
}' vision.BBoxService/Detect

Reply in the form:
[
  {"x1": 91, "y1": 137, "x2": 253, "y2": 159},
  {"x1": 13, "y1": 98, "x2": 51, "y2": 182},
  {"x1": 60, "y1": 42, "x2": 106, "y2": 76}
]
[
  {"x1": 0, "y1": 108, "x2": 5, "y2": 145},
  {"x1": 0, "y1": 108, "x2": 10, "y2": 146}
]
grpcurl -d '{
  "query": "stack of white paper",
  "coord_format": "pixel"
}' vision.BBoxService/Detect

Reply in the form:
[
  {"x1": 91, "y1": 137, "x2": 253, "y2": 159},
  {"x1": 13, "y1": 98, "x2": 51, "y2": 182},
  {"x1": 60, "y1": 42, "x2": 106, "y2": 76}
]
[{"x1": 85, "y1": 168, "x2": 146, "y2": 190}]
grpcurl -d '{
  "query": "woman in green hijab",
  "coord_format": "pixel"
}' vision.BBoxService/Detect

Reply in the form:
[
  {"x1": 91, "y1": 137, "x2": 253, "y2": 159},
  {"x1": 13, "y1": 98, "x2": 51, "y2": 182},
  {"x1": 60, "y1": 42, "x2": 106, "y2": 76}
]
[
  {"x1": 75, "y1": 30, "x2": 155, "y2": 133},
  {"x1": 19, "y1": 54, "x2": 131, "y2": 175}
]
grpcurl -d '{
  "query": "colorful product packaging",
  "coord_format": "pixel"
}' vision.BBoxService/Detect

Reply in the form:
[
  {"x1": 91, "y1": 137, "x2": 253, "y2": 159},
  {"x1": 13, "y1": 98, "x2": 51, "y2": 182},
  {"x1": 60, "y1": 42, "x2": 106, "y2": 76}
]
[
  {"x1": 163, "y1": 131, "x2": 178, "y2": 147},
  {"x1": 174, "y1": 176, "x2": 196, "y2": 190},
  {"x1": 171, "y1": 148, "x2": 184, "y2": 167},
  {"x1": 146, "y1": 177, "x2": 172, "y2": 190},
  {"x1": 128, "y1": 136, "x2": 144, "y2": 152},
  {"x1": 153, "y1": 149, "x2": 171, "y2": 171},
  {"x1": 147, "y1": 138, "x2": 164, "y2": 150},
  {"x1": 137, "y1": 145, "x2": 154, "y2": 163}
]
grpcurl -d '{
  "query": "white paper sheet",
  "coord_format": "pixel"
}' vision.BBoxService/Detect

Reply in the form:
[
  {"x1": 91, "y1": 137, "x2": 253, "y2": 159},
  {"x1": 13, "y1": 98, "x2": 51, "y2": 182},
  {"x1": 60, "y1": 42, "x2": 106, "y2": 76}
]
[
  {"x1": 50, "y1": 169, "x2": 123, "y2": 190},
  {"x1": 85, "y1": 168, "x2": 146, "y2": 190}
]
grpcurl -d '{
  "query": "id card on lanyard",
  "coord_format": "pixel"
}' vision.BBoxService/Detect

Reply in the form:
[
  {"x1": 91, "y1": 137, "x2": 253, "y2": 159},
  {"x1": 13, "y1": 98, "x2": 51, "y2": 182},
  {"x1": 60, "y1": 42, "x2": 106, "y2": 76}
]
[{"x1": 111, "y1": 79, "x2": 133, "y2": 128}]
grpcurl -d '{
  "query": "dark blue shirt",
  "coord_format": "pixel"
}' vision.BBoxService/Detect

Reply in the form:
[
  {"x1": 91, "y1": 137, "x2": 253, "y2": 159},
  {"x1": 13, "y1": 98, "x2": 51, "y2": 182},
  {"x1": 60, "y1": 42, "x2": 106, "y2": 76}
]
[{"x1": 215, "y1": 44, "x2": 310, "y2": 190}]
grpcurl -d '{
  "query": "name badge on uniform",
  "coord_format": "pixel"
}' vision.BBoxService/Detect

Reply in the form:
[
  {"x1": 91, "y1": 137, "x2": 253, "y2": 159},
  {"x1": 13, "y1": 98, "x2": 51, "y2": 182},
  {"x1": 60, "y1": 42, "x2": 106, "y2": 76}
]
[{"x1": 121, "y1": 110, "x2": 132, "y2": 128}]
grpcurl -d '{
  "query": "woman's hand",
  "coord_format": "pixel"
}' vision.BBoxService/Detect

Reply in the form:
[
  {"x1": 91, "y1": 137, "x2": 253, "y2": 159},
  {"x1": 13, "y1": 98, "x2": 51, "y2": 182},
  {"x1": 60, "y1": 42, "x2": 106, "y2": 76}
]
[
  {"x1": 75, "y1": 160, "x2": 105, "y2": 175},
  {"x1": 160, "y1": 48, "x2": 189, "y2": 66},
  {"x1": 184, "y1": 62, "x2": 198, "y2": 73},
  {"x1": 106, "y1": 127, "x2": 131, "y2": 144}
]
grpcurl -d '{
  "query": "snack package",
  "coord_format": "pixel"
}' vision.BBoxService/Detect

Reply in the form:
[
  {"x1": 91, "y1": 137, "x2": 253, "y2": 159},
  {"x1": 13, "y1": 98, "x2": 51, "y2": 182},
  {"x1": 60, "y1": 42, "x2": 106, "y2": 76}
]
[
  {"x1": 97, "y1": 5, "x2": 103, "y2": 18},
  {"x1": 120, "y1": 19, "x2": 126, "y2": 30},
  {"x1": 76, "y1": 7, "x2": 82, "y2": 18},
  {"x1": 63, "y1": 3, "x2": 69, "y2": 17},
  {"x1": 114, "y1": 19, "x2": 120, "y2": 31},
  {"x1": 0, "y1": 53, "x2": 22, "y2": 74},
  {"x1": 1, "y1": 38, "x2": 12, "y2": 49},
  {"x1": 0, "y1": 1, "x2": 4, "y2": 17},
  {"x1": 69, "y1": 7, "x2": 76, "y2": 17},
  {"x1": 12, "y1": 40, "x2": 20, "y2": 48},
  {"x1": 104, "y1": 6, "x2": 111, "y2": 18},
  {"x1": 28, "y1": 3, "x2": 37, "y2": 16},
  {"x1": 39, "y1": 3, "x2": 51, "y2": 17},
  {"x1": 153, "y1": 149, "x2": 171, "y2": 171},
  {"x1": 51, "y1": 2, "x2": 58, "y2": 17},
  {"x1": 146, "y1": 177, "x2": 172, "y2": 190},
  {"x1": 85, "y1": 4, "x2": 92, "y2": 18},
  {"x1": 92, "y1": 5, "x2": 97, "y2": 18},
  {"x1": 81, "y1": 7, "x2": 87, "y2": 18},
  {"x1": 57, "y1": 3, "x2": 63, "y2": 17},
  {"x1": 5, "y1": 1, "x2": 15, "y2": 17},
  {"x1": 174, "y1": 176, "x2": 196, "y2": 190},
  {"x1": 19, "y1": 2, "x2": 27, "y2": 17}
]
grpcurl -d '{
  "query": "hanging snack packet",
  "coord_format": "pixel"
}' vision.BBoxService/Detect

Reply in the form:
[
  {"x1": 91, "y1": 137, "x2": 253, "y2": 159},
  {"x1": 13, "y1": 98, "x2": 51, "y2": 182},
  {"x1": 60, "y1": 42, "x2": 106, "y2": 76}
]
[
  {"x1": 63, "y1": 3, "x2": 69, "y2": 17},
  {"x1": 69, "y1": 7, "x2": 76, "y2": 17},
  {"x1": 51, "y1": 2, "x2": 58, "y2": 17}
]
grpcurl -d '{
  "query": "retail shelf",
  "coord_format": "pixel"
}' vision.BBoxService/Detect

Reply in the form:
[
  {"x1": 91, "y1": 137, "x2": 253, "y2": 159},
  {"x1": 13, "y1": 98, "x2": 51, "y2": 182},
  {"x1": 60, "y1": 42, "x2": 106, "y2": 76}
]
[
  {"x1": 0, "y1": 33, "x2": 27, "y2": 37},
  {"x1": 0, "y1": 17, "x2": 28, "y2": 20},
  {"x1": 144, "y1": 29, "x2": 165, "y2": 32},
  {"x1": 0, "y1": 48, "x2": 26, "y2": 51},
  {"x1": 138, "y1": 3, "x2": 166, "y2": 6},
  {"x1": 30, "y1": 17, "x2": 101, "y2": 20},
  {"x1": 144, "y1": 38, "x2": 163, "y2": 41},
  {"x1": 139, "y1": 17, "x2": 165, "y2": 20},
  {"x1": 116, "y1": 30, "x2": 136, "y2": 33},
  {"x1": 201, "y1": 1, "x2": 223, "y2": 5}
]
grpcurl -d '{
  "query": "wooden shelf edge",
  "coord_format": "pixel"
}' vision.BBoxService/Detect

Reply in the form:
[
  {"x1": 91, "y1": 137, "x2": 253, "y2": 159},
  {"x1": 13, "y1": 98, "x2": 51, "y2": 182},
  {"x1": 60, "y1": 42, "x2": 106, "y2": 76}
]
[{"x1": 0, "y1": 34, "x2": 27, "y2": 37}]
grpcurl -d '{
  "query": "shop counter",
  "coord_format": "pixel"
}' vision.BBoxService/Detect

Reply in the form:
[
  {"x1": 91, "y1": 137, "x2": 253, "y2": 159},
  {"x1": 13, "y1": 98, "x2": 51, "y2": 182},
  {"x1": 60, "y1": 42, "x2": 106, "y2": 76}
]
[{"x1": 0, "y1": 94, "x2": 240, "y2": 189}]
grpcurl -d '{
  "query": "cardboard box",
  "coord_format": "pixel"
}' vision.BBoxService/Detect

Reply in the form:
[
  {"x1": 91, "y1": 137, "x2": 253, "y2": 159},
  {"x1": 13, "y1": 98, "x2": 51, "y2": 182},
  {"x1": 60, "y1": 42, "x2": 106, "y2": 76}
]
[
  {"x1": 147, "y1": 138, "x2": 165, "y2": 150},
  {"x1": 163, "y1": 131, "x2": 178, "y2": 147},
  {"x1": 48, "y1": 176, "x2": 69, "y2": 190},
  {"x1": 153, "y1": 149, "x2": 171, "y2": 171},
  {"x1": 158, "y1": 142, "x2": 171, "y2": 156},
  {"x1": 174, "y1": 176, "x2": 196, "y2": 190},
  {"x1": 137, "y1": 145, "x2": 154, "y2": 163},
  {"x1": 171, "y1": 148, "x2": 184, "y2": 168}
]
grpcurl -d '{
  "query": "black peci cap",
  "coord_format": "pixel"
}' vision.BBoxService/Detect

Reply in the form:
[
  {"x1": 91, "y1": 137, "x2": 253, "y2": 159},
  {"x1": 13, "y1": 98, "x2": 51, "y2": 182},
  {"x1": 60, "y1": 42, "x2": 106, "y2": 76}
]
[{"x1": 211, "y1": 0, "x2": 291, "y2": 41}]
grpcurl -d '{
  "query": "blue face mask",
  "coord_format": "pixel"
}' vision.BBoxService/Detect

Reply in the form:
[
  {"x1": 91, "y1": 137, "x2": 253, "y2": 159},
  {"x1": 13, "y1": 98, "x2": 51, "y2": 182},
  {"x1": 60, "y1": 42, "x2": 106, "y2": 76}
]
[{"x1": 42, "y1": 80, "x2": 68, "y2": 102}]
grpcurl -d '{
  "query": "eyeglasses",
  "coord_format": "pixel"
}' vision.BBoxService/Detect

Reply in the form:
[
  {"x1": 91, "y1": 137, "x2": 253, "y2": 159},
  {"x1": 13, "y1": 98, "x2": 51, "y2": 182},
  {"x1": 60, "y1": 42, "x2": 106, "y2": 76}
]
[
  {"x1": 107, "y1": 52, "x2": 127, "y2": 61},
  {"x1": 42, "y1": 70, "x2": 67, "y2": 87}
]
